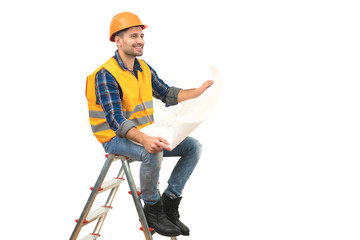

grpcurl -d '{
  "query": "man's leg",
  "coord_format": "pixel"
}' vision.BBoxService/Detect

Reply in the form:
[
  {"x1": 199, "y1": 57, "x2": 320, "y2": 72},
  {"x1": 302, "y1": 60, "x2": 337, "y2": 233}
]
[
  {"x1": 163, "y1": 136, "x2": 202, "y2": 198},
  {"x1": 162, "y1": 136, "x2": 202, "y2": 235},
  {"x1": 102, "y1": 136, "x2": 180, "y2": 236},
  {"x1": 103, "y1": 136, "x2": 163, "y2": 204}
]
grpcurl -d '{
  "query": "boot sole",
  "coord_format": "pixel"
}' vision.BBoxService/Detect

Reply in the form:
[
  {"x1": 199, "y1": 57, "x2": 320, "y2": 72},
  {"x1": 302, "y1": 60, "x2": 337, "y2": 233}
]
[
  {"x1": 148, "y1": 225, "x2": 181, "y2": 237},
  {"x1": 181, "y1": 231, "x2": 190, "y2": 236},
  {"x1": 152, "y1": 229, "x2": 181, "y2": 237}
]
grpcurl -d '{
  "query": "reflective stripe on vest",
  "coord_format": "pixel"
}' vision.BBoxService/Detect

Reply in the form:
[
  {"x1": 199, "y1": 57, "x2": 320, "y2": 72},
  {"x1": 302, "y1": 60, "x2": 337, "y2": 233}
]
[
  {"x1": 124, "y1": 101, "x2": 153, "y2": 118},
  {"x1": 89, "y1": 107, "x2": 155, "y2": 132},
  {"x1": 91, "y1": 121, "x2": 110, "y2": 133},
  {"x1": 86, "y1": 58, "x2": 154, "y2": 143}
]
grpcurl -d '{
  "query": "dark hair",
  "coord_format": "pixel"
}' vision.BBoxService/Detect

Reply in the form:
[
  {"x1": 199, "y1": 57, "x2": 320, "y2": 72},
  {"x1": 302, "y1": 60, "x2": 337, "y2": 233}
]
[
  {"x1": 112, "y1": 25, "x2": 144, "y2": 41},
  {"x1": 112, "y1": 28, "x2": 127, "y2": 41}
]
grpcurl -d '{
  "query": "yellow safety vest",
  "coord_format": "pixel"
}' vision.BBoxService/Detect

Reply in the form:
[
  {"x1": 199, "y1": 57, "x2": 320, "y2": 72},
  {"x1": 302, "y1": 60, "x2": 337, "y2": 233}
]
[{"x1": 86, "y1": 57, "x2": 154, "y2": 143}]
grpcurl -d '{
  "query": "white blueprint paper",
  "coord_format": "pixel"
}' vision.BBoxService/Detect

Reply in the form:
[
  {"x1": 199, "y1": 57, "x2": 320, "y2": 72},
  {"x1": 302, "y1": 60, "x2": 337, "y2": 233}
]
[{"x1": 141, "y1": 65, "x2": 223, "y2": 150}]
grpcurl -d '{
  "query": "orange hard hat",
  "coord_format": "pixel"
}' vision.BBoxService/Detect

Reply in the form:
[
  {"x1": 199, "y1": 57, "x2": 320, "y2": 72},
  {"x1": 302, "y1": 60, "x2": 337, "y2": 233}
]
[{"x1": 109, "y1": 12, "x2": 148, "y2": 42}]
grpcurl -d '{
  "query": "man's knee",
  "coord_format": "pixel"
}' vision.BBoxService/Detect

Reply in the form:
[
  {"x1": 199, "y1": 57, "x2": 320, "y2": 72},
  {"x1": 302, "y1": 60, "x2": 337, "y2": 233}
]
[
  {"x1": 141, "y1": 151, "x2": 163, "y2": 169},
  {"x1": 187, "y1": 137, "x2": 202, "y2": 157}
]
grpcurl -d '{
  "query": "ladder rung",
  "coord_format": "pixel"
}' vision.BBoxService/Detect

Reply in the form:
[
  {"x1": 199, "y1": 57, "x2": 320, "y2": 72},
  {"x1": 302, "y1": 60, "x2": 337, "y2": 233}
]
[
  {"x1": 84, "y1": 206, "x2": 111, "y2": 225},
  {"x1": 99, "y1": 178, "x2": 124, "y2": 193},
  {"x1": 91, "y1": 178, "x2": 124, "y2": 193},
  {"x1": 80, "y1": 233, "x2": 101, "y2": 240}
]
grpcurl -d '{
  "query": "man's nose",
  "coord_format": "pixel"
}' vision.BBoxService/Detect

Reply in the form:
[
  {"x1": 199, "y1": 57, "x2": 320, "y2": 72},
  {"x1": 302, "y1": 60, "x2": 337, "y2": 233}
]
[{"x1": 137, "y1": 36, "x2": 144, "y2": 45}]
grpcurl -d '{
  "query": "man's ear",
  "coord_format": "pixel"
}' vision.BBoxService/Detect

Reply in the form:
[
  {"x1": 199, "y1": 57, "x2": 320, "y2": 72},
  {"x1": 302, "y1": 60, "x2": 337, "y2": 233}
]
[{"x1": 114, "y1": 36, "x2": 122, "y2": 48}]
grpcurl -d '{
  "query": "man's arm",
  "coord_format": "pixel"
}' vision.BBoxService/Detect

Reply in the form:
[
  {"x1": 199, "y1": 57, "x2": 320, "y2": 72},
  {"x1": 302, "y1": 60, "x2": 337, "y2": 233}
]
[
  {"x1": 177, "y1": 80, "x2": 214, "y2": 103},
  {"x1": 95, "y1": 69, "x2": 136, "y2": 137},
  {"x1": 146, "y1": 62, "x2": 181, "y2": 107},
  {"x1": 145, "y1": 62, "x2": 214, "y2": 105}
]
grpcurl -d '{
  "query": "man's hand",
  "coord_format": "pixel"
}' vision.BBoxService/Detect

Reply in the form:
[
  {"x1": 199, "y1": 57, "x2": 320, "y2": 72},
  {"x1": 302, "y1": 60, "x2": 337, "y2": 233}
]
[
  {"x1": 199, "y1": 80, "x2": 214, "y2": 95},
  {"x1": 125, "y1": 127, "x2": 171, "y2": 154},
  {"x1": 142, "y1": 135, "x2": 172, "y2": 154},
  {"x1": 178, "y1": 80, "x2": 214, "y2": 103}
]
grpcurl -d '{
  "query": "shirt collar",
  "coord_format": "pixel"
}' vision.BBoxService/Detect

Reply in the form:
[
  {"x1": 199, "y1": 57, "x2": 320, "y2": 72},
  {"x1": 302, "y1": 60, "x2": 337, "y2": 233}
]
[{"x1": 114, "y1": 50, "x2": 143, "y2": 73}]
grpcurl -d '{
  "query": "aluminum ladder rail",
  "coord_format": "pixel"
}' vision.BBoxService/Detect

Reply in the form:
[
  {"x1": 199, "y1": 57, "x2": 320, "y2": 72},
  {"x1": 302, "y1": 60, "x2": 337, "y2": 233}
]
[{"x1": 70, "y1": 154, "x2": 178, "y2": 240}]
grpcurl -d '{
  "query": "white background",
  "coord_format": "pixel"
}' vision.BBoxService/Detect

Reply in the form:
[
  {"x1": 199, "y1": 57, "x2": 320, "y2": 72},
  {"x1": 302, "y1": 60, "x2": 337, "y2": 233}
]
[{"x1": 1, "y1": 0, "x2": 360, "y2": 239}]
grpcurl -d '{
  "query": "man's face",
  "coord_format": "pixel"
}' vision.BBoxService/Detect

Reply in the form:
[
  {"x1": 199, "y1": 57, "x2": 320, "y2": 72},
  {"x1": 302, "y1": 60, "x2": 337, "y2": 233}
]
[{"x1": 117, "y1": 26, "x2": 145, "y2": 57}]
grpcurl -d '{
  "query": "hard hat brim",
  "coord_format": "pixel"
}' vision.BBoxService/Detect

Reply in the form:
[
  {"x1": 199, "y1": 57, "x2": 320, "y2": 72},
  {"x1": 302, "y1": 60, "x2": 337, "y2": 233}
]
[{"x1": 110, "y1": 25, "x2": 148, "y2": 41}]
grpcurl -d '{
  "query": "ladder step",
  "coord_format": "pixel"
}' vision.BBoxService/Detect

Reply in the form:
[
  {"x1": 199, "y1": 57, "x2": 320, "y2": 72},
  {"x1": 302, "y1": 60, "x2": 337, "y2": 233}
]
[
  {"x1": 106, "y1": 154, "x2": 129, "y2": 161},
  {"x1": 83, "y1": 206, "x2": 111, "y2": 225},
  {"x1": 80, "y1": 233, "x2": 101, "y2": 240},
  {"x1": 91, "y1": 178, "x2": 125, "y2": 193}
]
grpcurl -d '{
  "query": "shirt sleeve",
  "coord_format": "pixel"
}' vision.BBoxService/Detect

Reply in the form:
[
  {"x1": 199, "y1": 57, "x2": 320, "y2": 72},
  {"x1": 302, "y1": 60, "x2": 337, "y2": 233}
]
[
  {"x1": 95, "y1": 69, "x2": 136, "y2": 138},
  {"x1": 146, "y1": 62, "x2": 182, "y2": 107}
]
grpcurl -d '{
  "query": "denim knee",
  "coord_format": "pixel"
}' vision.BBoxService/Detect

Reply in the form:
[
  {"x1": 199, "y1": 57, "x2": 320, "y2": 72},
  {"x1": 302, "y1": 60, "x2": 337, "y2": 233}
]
[
  {"x1": 141, "y1": 151, "x2": 163, "y2": 169},
  {"x1": 188, "y1": 137, "x2": 202, "y2": 158}
]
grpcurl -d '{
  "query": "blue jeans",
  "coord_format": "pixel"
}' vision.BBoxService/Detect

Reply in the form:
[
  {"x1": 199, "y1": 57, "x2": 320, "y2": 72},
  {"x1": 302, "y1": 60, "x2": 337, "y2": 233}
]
[{"x1": 103, "y1": 136, "x2": 202, "y2": 205}]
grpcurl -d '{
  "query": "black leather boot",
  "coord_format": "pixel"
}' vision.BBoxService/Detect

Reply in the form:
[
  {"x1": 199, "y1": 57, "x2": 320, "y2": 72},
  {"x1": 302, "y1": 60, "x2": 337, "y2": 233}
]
[
  {"x1": 162, "y1": 194, "x2": 190, "y2": 236},
  {"x1": 143, "y1": 199, "x2": 181, "y2": 237}
]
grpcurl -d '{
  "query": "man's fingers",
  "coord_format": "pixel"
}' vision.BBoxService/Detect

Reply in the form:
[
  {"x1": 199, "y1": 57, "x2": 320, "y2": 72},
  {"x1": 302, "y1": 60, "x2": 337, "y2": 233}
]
[
  {"x1": 199, "y1": 80, "x2": 214, "y2": 94},
  {"x1": 158, "y1": 137, "x2": 172, "y2": 151},
  {"x1": 206, "y1": 80, "x2": 214, "y2": 87},
  {"x1": 158, "y1": 142, "x2": 172, "y2": 152},
  {"x1": 145, "y1": 136, "x2": 172, "y2": 153},
  {"x1": 158, "y1": 137, "x2": 169, "y2": 145},
  {"x1": 203, "y1": 80, "x2": 213, "y2": 89},
  {"x1": 155, "y1": 138, "x2": 171, "y2": 152}
]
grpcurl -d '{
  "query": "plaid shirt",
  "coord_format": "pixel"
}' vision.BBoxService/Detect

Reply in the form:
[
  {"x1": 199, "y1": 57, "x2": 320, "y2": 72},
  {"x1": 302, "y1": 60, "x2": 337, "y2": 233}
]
[{"x1": 95, "y1": 51, "x2": 180, "y2": 138}]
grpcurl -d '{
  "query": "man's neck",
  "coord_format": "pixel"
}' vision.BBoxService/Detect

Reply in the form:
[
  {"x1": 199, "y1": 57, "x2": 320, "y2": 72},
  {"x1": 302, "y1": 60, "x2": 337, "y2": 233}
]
[{"x1": 118, "y1": 50, "x2": 135, "y2": 71}]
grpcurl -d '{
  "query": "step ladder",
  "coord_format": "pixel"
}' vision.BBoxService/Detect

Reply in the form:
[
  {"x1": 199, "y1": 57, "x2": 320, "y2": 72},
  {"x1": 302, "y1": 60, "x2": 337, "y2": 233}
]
[{"x1": 70, "y1": 154, "x2": 178, "y2": 240}]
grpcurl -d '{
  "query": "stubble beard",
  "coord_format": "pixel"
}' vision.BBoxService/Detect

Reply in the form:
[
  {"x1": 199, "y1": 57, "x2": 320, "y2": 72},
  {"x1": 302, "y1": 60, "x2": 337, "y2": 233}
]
[{"x1": 124, "y1": 44, "x2": 144, "y2": 57}]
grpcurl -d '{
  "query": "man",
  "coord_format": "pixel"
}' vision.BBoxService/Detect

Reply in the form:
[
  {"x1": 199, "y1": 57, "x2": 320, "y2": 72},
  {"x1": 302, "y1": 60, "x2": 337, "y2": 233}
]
[{"x1": 86, "y1": 12, "x2": 213, "y2": 237}]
